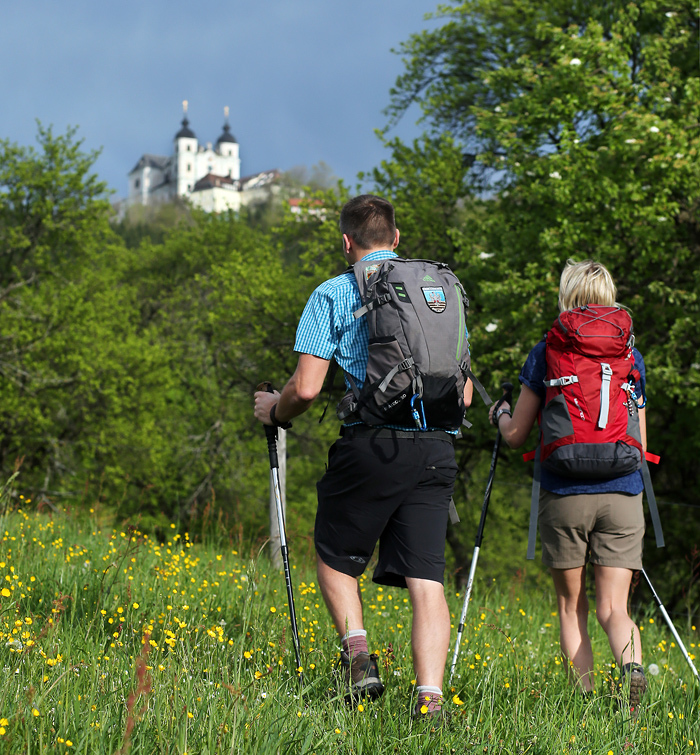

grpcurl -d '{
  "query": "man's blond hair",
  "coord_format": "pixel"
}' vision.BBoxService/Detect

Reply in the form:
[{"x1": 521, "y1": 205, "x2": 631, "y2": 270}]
[{"x1": 558, "y1": 259, "x2": 617, "y2": 312}]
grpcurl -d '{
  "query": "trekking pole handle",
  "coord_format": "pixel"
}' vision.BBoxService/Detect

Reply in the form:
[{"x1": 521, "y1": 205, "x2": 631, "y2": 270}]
[
  {"x1": 491, "y1": 381, "x2": 514, "y2": 426},
  {"x1": 257, "y1": 381, "x2": 280, "y2": 469},
  {"x1": 501, "y1": 381, "x2": 513, "y2": 405}
]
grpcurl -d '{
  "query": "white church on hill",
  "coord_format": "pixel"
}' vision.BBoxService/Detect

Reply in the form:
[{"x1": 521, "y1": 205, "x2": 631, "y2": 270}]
[{"x1": 127, "y1": 102, "x2": 279, "y2": 213}]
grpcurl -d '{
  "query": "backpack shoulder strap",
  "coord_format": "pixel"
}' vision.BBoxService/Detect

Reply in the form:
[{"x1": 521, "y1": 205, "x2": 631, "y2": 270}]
[
  {"x1": 463, "y1": 367, "x2": 492, "y2": 406},
  {"x1": 641, "y1": 456, "x2": 665, "y2": 548},
  {"x1": 526, "y1": 443, "x2": 542, "y2": 560}
]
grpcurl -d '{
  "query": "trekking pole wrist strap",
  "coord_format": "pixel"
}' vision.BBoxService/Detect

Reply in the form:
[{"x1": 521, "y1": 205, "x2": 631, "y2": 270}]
[
  {"x1": 491, "y1": 393, "x2": 510, "y2": 426},
  {"x1": 270, "y1": 403, "x2": 293, "y2": 430}
]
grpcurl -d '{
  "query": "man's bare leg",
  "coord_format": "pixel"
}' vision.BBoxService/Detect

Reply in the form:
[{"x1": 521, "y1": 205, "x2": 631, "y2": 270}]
[
  {"x1": 317, "y1": 556, "x2": 364, "y2": 635},
  {"x1": 406, "y1": 577, "x2": 450, "y2": 688}
]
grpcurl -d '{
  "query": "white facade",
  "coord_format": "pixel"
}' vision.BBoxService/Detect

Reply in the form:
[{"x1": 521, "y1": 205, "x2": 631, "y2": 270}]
[{"x1": 127, "y1": 105, "x2": 275, "y2": 212}]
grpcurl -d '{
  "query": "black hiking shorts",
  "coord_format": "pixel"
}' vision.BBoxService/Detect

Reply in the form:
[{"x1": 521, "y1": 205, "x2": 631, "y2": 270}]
[{"x1": 314, "y1": 427, "x2": 458, "y2": 588}]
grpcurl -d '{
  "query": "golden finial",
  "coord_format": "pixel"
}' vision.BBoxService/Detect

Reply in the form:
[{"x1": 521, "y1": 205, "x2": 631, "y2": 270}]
[
  {"x1": 224, "y1": 106, "x2": 229, "y2": 120},
  {"x1": 183, "y1": 100, "x2": 189, "y2": 114}
]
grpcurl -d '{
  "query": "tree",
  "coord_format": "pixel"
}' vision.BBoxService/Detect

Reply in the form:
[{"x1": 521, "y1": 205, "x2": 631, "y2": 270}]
[{"x1": 0, "y1": 125, "x2": 123, "y2": 495}]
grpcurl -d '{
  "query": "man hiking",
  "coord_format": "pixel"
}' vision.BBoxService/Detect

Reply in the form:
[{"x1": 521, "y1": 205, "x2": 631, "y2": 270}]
[{"x1": 254, "y1": 194, "x2": 473, "y2": 718}]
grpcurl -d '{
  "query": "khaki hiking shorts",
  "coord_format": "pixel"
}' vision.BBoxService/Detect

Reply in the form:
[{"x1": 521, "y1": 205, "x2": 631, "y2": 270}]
[{"x1": 538, "y1": 490, "x2": 644, "y2": 570}]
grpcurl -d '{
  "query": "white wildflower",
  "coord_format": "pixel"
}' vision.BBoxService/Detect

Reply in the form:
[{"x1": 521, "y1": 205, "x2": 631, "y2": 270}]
[
  {"x1": 649, "y1": 126, "x2": 660, "y2": 133},
  {"x1": 549, "y1": 171, "x2": 562, "y2": 179},
  {"x1": 494, "y1": 106, "x2": 502, "y2": 113},
  {"x1": 479, "y1": 252, "x2": 494, "y2": 260},
  {"x1": 485, "y1": 323, "x2": 498, "y2": 333},
  {"x1": 569, "y1": 58, "x2": 582, "y2": 66},
  {"x1": 648, "y1": 663, "x2": 660, "y2": 676},
  {"x1": 625, "y1": 139, "x2": 638, "y2": 144}
]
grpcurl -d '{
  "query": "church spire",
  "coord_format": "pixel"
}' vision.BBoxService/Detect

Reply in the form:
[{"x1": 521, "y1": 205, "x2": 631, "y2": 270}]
[
  {"x1": 176, "y1": 99, "x2": 196, "y2": 139},
  {"x1": 217, "y1": 105, "x2": 237, "y2": 144}
]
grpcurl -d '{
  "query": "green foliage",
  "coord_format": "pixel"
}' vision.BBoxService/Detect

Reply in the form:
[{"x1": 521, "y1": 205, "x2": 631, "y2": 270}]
[
  {"x1": 111, "y1": 198, "x2": 195, "y2": 248},
  {"x1": 0, "y1": 128, "x2": 330, "y2": 531},
  {"x1": 0, "y1": 125, "x2": 136, "y2": 501}
]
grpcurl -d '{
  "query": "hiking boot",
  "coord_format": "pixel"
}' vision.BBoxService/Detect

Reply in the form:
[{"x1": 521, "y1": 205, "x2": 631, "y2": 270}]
[
  {"x1": 619, "y1": 662, "x2": 647, "y2": 718},
  {"x1": 340, "y1": 651, "x2": 384, "y2": 702}
]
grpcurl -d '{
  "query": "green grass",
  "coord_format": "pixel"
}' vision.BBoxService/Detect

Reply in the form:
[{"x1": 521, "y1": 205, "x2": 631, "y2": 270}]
[{"x1": 0, "y1": 506, "x2": 697, "y2": 754}]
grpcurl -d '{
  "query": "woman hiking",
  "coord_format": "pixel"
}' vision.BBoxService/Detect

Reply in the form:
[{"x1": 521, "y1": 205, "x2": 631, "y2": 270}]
[{"x1": 490, "y1": 259, "x2": 648, "y2": 715}]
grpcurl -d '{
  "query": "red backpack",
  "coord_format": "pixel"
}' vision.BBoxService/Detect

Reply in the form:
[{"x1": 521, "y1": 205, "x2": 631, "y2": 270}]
[
  {"x1": 524, "y1": 305, "x2": 664, "y2": 559},
  {"x1": 540, "y1": 305, "x2": 643, "y2": 478}
]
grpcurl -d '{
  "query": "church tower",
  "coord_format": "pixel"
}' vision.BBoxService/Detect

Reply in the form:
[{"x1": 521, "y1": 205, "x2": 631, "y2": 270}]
[
  {"x1": 216, "y1": 106, "x2": 241, "y2": 179},
  {"x1": 174, "y1": 100, "x2": 198, "y2": 197}
]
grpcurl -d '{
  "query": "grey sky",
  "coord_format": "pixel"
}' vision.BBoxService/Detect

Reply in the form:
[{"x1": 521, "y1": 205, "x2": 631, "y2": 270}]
[{"x1": 1, "y1": 1, "x2": 440, "y2": 198}]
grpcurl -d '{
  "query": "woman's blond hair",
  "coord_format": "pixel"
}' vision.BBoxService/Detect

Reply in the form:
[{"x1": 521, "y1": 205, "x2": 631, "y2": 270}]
[{"x1": 558, "y1": 259, "x2": 617, "y2": 312}]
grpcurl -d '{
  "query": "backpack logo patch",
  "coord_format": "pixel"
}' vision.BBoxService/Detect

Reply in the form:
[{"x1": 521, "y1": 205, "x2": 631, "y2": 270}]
[
  {"x1": 423, "y1": 274, "x2": 436, "y2": 282},
  {"x1": 364, "y1": 264, "x2": 381, "y2": 282},
  {"x1": 422, "y1": 286, "x2": 446, "y2": 313}
]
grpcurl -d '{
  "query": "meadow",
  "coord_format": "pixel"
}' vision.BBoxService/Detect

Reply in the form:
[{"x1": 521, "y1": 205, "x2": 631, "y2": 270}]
[{"x1": 0, "y1": 501, "x2": 697, "y2": 754}]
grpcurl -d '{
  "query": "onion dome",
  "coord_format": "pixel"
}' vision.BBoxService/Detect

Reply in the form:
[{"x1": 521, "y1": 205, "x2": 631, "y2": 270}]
[
  {"x1": 176, "y1": 116, "x2": 196, "y2": 139},
  {"x1": 217, "y1": 121, "x2": 237, "y2": 144}
]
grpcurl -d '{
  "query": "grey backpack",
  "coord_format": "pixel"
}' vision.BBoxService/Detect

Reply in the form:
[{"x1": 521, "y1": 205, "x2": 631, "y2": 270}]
[{"x1": 338, "y1": 257, "x2": 490, "y2": 430}]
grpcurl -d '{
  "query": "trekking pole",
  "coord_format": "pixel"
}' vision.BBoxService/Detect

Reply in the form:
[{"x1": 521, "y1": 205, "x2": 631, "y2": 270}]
[
  {"x1": 641, "y1": 568, "x2": 699, "y2": 683},
  {"x1": 449, "y1": 382, "x2": 513, "y2": 685},
  {"x1": 258, "y1": 382, "x2": 303, "y2": 684}
]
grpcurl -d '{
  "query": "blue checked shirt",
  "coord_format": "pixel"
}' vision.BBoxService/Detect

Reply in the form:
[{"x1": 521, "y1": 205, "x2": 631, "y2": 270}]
[
  {"x1": 294, "y1": 250, "x2": 395, "y2": 388},
  {"x1": 294, "y1": 250, "x2": 469, "y2": 432}
]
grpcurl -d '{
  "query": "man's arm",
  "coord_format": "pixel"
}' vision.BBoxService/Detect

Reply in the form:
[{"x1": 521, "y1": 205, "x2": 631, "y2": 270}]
[
  {"x1": 463, "y1": 378, "x2": 473, "y2": 408},
  {"x1": 254, "y1": 353, "x2": 331, "y2": 426}
]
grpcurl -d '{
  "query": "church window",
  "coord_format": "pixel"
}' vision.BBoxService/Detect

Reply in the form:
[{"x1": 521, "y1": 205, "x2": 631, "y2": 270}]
[{"x1": 134, "y1": 179, "x2": 140, "y2": 189}]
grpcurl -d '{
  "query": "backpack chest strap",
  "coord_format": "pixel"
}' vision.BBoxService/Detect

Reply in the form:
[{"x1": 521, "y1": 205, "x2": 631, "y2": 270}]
[
  {"x1": 354, "y1": 293, "x2": 391, "y2": 319},
  {"x1": 544, "y1": 375, "x2": 579, "y2": 387}
]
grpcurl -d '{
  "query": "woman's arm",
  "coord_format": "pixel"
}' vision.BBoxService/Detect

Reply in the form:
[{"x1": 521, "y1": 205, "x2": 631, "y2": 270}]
[{"x1": 488, "y1": 384, "x2": 541, "y2": 449}]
